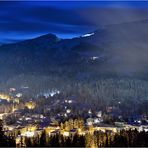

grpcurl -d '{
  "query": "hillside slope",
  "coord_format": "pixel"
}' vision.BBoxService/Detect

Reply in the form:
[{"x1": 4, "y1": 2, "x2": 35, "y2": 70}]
[{"x1": 0, "y1": 20, "x2": 148, "y2": 82}]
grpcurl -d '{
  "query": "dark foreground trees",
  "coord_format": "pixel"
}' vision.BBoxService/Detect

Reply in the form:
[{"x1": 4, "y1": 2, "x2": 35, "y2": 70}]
[
  {"x1": 0, "y1": 120, "x2": 16, "y2": 147},
  {"x1": 23, "y1": 129, "x2": 148, "y2": 147},
  {"x1": 0, "y1": 118, "x2": 148, "y2": 147},
  {"x1": 25, "y1": 133, "x2": 85, "y2": 147}
]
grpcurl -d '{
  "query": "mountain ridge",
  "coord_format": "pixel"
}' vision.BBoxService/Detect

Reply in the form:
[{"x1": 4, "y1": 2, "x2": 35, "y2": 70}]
[{"x1": 0, "y1": 19, "x2": 148, "y2": 82}]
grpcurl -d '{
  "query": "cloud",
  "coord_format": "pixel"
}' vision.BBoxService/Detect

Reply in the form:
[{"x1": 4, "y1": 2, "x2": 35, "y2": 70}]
[
  {"x1": 0, "y1": 1, "x2": 148, "y2": 43},
  {"x1": 0, "y1": 1, "x2": 97, "y2": 42}
]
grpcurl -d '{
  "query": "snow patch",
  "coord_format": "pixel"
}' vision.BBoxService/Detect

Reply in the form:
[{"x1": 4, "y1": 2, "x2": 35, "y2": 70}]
[{"x1": 82, "y1": 32, "x2": 94, "y2": 37}]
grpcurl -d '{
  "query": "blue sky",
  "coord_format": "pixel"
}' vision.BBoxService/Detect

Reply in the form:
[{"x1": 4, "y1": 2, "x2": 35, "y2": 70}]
[{"x1": 0, "y1": 1, "x2": 148, "y2": 43}]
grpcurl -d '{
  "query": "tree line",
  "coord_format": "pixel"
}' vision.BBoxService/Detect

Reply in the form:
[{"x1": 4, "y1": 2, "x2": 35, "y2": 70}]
[{"x1": 0, "y1": 118, "x2": 148, "y2": 147}]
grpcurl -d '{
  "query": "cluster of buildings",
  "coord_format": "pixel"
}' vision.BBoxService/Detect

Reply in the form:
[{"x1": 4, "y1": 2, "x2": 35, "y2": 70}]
[{"x1": 0, "y1": 88, "x2": 147, "y2": 147}]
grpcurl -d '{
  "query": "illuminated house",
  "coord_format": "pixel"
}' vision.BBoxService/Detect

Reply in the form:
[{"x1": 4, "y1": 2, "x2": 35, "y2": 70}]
[{"x1": 25, "y1": 101, "x2": 36, "y2": 109}]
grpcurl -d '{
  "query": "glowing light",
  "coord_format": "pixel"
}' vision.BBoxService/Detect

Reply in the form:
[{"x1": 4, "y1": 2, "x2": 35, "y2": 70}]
[
  {"x1": 79, "y1": 131, "x2": 85, "y2": 135},
  {"x1": 0, "y1": 114, "x2": 4, "y2": 120},
  {"x1": 25, "y1": 101, "x2": 36, "y2": 109},
  {"x1": 63, "y1": 131, "x2": 69, "y2": 137},
  {"x1": 68, "y1": 100, "x2": 72, "y2": 103},
  {"x1": 43, "y1": 89, "x2": 60, "y2": 98},
  {"x1": 88, "y1": 109, "x2": 92, "y2": 114},
  {"x1": 16, "y1": 136, "x2": 21, "y2": 145},
  {"x1": 96, "y1": 111, "x2": 102, "y2": 118},
  {"x1": 66, "y1": 109, "x2": 71, "y2": 114},
  {"x1": 21, "y1": 131, "x2": 34, "y2": 137},
  {"x1": 25, "y1": 117, "x2": 31, "y2": 121},
  {"x1": 94, "y1": 118, "x2": 100, "y2": 124},
  {"x1": 16, "y1": 93, "x2": 22, "y2": 98},
  {"x1": 144, "y1": 127, "x2": 148, "y2": 132},
  {"x1": 137, "y1": 120, "x2": 141, "y2": 124},
  {"x1": 64, "y1": 113, "x2": 67, "y2": 117},
  {"x1": 14, "y1": 98, "x2": 20, "y2": 104},
  {"x1": 78, "y1": 128, "x2": 84, "y2": 135},
  {"x1": 0, "y1": 93, "x2": 11, "y2": 101}
]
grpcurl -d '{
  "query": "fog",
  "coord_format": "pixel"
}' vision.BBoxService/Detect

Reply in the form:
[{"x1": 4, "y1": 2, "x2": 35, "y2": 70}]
[{"x1": 78, "y1": 8, "x2": 148, "y2": 74}]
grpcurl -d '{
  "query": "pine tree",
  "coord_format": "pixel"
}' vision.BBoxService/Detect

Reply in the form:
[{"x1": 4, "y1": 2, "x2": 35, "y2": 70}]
[
  {"x1": 74, "y1": 119, "x2": 79, "y2": 129},
  {"x1": 40, "y1": 130, "x2": 46, "y2": 146},
  {"x1": 60, "y1": 122, "x2": 64, "y2": 130},
  {"x1": 0, "y1": 120, "x2": 9, "y2": 147},
  {"x1": 68, "y1": 119, "x2": 74, "y2": 130},
  {"x1": 65, "y1": 121, "x2": 70, "y2": 131}
]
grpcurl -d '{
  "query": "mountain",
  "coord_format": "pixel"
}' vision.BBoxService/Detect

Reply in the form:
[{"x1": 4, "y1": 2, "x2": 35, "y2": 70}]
[{"x1": 0, "y1": 19, "x2": 148, "y2": 83}]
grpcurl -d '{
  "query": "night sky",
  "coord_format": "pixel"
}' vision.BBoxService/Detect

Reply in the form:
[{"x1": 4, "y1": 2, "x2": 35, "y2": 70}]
[{"x1": 1, "y1": 1, "x2": 148, "y2": 43}]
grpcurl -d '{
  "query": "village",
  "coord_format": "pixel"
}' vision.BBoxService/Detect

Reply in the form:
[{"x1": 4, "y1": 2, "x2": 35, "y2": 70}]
[{"x1": 0, "y1": 86, "x2": 147, "y2": 147}]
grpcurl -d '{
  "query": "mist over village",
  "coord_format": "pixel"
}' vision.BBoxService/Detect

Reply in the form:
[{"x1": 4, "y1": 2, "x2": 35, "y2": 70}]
[{"x1": 0, "y1": 1, "x2": 148, "y2": 147}]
